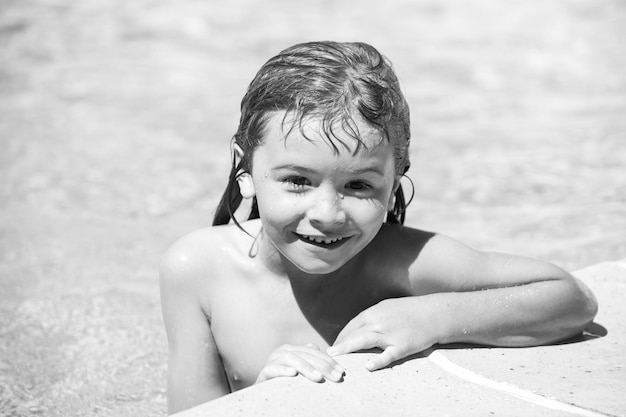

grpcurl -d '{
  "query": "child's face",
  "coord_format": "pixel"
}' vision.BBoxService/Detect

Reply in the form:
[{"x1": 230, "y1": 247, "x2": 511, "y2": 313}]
[{"x1": 242, "y1": 111, "x2": 398, "y2": 274}]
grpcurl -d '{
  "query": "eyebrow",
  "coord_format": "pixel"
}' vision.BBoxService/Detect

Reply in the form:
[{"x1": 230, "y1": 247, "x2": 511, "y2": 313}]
[{"x1": 272, "y1": 164, "x2": 386, "y2": 176}]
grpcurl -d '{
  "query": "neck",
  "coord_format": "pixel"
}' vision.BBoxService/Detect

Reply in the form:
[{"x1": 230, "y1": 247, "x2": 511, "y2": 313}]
[{"x1": 252, "y1": 226, "x2": 370, "y2": 344}]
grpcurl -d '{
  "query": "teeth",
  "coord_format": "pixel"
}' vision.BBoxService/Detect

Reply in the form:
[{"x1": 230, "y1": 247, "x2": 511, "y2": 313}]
[{"x1": 301, "y1": 235, "x2": 344, "y2": 244}]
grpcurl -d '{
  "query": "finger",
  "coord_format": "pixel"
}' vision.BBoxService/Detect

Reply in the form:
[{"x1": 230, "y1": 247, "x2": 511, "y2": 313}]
[
  {"x1": 328, "y1": 329, "x2": 382, "y2": 356},
  {"x1": 292, "y1": 345, "x2": 342, "y2": 370},
  {"x1": 256, "y1": 365, "x2": 298, "y2": 383},
  {"x1": 282, "y1": 353, "x2": 335, "y2": 382},
  {"x1": 365, "y1": 345, "x2": 404, "y2": 372},
  {"x1": 293, "y1": 350, "x2": 344, "y2": 382},
  {"x1": 269, "y1": 345, "x2": 344, "y2": 381}
]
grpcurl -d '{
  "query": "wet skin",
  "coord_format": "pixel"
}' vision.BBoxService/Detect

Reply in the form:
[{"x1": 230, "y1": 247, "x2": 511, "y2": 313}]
[
  {"x1": 239, "y1": 111, "x2": 400, "y2": 276},
  {"x1": 211, "y1": 112, "x2": 417, "y2": 388},
  {"x1": 160, "y1": 112, "x2": 597, "y2": 413},
  {"x1": 201, "y1": 220, "x2": 432, "y2": 390}
]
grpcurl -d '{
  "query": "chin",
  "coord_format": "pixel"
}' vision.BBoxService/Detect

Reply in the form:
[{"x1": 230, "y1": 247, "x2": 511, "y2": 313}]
[
  {"x1": 285, "y1": 256, "x2": 348, "y2": 275},
  {"x1": 298, "y1": 264, "x2": 342, "y2": 275}
]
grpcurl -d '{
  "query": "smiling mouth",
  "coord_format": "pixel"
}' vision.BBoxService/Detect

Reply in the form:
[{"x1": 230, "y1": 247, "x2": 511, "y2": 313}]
[{"x1": 294, "y1": 233, "x2": 351, "y2": 248}]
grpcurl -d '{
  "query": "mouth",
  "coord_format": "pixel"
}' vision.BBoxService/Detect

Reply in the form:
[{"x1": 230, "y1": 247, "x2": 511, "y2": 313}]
[{"x1": 294, "y1": 233, "x2": 352, "y2": 248}]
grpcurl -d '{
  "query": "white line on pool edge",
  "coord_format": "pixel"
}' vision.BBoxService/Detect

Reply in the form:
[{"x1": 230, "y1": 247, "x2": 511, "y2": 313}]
[{"x1": 429, "y1": 351, "x2": 606, "y2": 417}]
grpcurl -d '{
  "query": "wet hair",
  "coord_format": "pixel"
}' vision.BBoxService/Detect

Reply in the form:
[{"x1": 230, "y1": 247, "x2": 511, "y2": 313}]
[{"x1": 212, "y1": 41, "x2": 411, "y2": 227}]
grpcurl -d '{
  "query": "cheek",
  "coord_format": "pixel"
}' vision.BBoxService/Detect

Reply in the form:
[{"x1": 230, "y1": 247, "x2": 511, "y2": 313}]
[
  {"x1": 347, "y1": 198, "x2": 389, "y2": 225},
  {"x1": 255, "y1": 185, "x2": 302, "y2": 222}
]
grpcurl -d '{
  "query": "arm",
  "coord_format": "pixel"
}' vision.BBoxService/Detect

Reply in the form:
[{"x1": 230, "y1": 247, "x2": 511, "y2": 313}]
[
  {"x1": 330, "y1": 234, "x2": 598, "y2": 370},
  {"x1": 414, "y1": 234, "x2": 598, "y2": 346},
  {"x1": 160, "y1": 244, "x2": 230, "y2": 415}
]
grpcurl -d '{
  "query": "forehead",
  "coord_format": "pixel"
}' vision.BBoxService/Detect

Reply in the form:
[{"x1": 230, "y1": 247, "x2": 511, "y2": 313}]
[
  {"x1": 262, "y1": 110, "x2": 386, "y2": 154},
  {"x1": 252, "y1": 111, "x2": 395, "y2": 174}
]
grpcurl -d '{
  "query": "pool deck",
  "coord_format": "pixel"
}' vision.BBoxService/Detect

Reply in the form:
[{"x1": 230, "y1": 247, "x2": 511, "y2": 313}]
[{"x1": 174, "y1": 260, "x2": 626, "y2": 417}]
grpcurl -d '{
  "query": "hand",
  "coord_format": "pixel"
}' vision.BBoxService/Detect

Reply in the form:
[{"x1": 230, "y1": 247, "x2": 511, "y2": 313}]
[
  {"x1": 256, "y1": 343, "x2": 345, "y2": 384},
  {"x1": 327, "y1": 297, "x2": 438, "y2": 371}
]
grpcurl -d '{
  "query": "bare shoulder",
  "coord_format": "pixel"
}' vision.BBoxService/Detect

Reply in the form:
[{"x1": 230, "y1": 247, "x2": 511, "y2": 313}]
[
  {"x1": 160, "y1": 220, "x2": 261, "y2": 291},
  {"x1": 393, "y1": 229, "x2": 580, "y2": 294},
  {"x1": 371, "y1": 225, "x2": 539, "y2": 293}
]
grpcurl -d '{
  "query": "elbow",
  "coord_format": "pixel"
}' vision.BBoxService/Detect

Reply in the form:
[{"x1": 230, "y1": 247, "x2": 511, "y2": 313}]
[
  {"x1": 555, "y1": 279, "x2": 599, "y2": 342},
  {"x1": 528, "y1": 275, "x2": 599, "y2": 345},
  {"x1": 573, "y1": 275, "x2": 599, "y2": 327},
  {"x1": 576, "y1": 286, "x2": 599, "y2": 330},
  {"x1": 585, "y1": 287, "x2": 599, "y2": 320}
]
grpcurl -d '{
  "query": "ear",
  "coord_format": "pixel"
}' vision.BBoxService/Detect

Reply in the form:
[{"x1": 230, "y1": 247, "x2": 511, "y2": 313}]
[
  {"x1": 237, "y1": 172, "x2": 255, "y2": 199},
  {"x1": 232, "y1": 143, "x2": 256, "y2": 199}
]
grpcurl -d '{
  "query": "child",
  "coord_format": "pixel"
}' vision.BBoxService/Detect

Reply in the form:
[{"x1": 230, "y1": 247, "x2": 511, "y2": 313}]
[{"x1": 159, "y1": 41, "x2": 598, "y2": 414}]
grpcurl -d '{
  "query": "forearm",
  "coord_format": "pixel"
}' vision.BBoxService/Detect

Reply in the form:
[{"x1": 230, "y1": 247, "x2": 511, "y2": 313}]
[
  {"x1": 433, "y1": 277, "x2": 598, "y2": 347},
  {"x1": 329, "y1": 272, "x2": 597, "y2": 372}
]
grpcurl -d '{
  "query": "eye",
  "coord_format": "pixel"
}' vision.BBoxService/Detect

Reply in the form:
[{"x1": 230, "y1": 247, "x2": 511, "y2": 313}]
[
  {"x1": 283, "y1": 176, "x2": 311, "y2": 190},
  {"x1": 346, "y1": 181, "x2": 372, "y2": 192}
]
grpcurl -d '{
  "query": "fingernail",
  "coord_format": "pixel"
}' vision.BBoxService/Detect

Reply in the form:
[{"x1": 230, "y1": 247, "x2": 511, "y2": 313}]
[
  {"x1": 331, "y1": 369, "x2": 343, "y2": 380},
  {"x1": 365, "y1": 361, "x2": 375, "y2": 371},
  {"x1": 312, "y1": 370, "x2": 323, "y2": 380},
  {"x1": 327, "y1": 346, "x2": 338, "y2": 356}
]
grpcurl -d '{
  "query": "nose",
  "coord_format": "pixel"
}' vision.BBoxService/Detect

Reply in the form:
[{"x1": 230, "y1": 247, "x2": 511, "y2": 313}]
[{"x1": 307, "y1": 186, "x2": 346, "y2": 227}]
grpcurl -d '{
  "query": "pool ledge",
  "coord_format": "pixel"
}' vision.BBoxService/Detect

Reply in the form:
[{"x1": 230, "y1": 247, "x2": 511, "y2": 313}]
[{"x1": 173, "y1": 260, "x2": 626, "y2": 417}]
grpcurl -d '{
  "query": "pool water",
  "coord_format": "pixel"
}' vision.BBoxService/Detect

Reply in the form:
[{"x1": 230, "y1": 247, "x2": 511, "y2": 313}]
[{"x1": 1, "y1": 0, "x2": 624, "y2": 415}]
